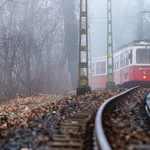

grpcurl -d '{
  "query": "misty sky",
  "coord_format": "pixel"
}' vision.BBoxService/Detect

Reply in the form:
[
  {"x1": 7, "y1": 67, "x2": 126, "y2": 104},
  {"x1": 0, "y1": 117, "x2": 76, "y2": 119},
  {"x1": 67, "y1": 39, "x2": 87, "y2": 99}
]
[{"x1": 88, "y1": 0, "x2": 150, "y2": 58}]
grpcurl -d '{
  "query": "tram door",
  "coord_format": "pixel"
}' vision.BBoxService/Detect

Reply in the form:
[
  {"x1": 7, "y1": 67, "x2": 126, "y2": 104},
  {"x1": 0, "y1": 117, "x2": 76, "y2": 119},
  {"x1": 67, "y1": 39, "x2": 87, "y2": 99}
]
[{"x1": 124, "y1": 51, "x2": 129, "y2": 82}]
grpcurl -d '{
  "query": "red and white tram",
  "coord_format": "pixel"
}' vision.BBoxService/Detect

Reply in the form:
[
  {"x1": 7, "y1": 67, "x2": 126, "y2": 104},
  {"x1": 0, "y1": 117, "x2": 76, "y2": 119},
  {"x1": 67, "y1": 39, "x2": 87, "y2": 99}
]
[{"x1": 90, "y1": 40, "x2": 150, "y2": 89}]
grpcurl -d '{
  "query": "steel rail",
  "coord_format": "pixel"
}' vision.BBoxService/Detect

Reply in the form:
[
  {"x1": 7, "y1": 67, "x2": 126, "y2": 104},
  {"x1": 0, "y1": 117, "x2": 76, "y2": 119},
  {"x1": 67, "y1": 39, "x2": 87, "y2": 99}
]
[
  {"x1": 145, "y1": 93, "x2": 150, "y2": 117},
  {"x1": 141, "y1": 91, "x2": 150, "y2": 124},
  {"x1": 94, "y1": 86, "x2": 139, "y2": 150}
]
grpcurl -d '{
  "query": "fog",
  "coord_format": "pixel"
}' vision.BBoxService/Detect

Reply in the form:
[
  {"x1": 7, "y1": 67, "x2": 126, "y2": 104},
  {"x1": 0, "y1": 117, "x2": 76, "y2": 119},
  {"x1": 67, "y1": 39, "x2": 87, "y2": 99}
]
[
  {"x1": 88, "y1": 0, "x2": 150, "y2": 58},
  {"x1": 0, "y1": 0, "x2": 150, "y2": 99}
]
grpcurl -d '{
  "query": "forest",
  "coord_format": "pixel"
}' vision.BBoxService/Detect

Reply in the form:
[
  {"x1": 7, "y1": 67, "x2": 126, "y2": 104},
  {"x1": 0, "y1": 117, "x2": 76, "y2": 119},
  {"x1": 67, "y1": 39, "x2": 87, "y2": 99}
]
[{"x1": 0, "y1": 0, "x2": 150, "y2": 101}]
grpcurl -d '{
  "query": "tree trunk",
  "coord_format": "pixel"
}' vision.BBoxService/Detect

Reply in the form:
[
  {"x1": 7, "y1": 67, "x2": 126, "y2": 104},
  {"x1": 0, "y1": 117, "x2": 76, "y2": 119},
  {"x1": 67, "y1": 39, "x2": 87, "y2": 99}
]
[{"x1": 62, "y1": 0, "x2": 78, "y2": 90}]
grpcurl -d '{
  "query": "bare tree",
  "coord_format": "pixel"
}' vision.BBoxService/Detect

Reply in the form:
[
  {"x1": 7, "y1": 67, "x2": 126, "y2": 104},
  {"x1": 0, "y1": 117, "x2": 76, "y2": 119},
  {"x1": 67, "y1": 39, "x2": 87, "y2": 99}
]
[
  {"x1": 62, "y1": 0, "x2": 78, "y2": 90},
  {"x1": 0, "y1": 0, "x2": 72, "y2": 101}
]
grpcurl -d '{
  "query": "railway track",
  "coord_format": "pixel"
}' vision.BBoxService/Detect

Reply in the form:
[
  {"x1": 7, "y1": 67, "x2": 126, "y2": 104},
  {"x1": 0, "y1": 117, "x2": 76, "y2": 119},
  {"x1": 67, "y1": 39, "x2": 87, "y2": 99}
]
[
  {"x1": 49, "y1": 89, "x2": 131, "y2": 150},
  {"x1": 50, "y1": 105, "x2": 97, "y2": 150},
  {"x1": 0, "y1": 87, "x2": 150, "y2": 150},
  {"x1": 94, "y1": 86, "x2": 150, "y2": 150}
]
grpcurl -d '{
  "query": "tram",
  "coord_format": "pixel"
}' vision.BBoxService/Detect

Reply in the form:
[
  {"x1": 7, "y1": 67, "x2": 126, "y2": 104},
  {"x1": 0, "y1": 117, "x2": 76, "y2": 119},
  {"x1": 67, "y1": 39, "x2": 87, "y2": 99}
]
[{"x1": 90, "y1": 40, "x2": 150, "y2": 89}]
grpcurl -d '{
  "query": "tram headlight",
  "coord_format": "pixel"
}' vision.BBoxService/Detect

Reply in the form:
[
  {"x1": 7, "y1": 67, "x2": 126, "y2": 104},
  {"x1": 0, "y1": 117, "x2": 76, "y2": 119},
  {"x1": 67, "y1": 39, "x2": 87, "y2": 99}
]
[{"x1": 142, "y1": 71, "x2": 147, "y2": 75}]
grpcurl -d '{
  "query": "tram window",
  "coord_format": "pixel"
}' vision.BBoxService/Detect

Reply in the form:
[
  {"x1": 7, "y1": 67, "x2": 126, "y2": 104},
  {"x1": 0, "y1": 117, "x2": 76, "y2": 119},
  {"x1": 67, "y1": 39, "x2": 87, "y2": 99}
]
[
  {"x1": 126, "y1": 51, "x2": 129, "y2": 65},
  {"x1": 120, "y1": 54, "x2": 123, "y2": 68},
  {"x1": 115, "y1": 55, "x2": 119, "y2": 70},
  {"x1": 92, "y1": 62, "x2": 95, "y2": 75},
  {"x1": 96, "y1": 62, "x2": 100, "y2": 74},
  {"x1": 124, "y1": 52, "x2": 126, "y2": 66},
  {"x1": 117, "y1": 55, "x2": 120, "y2": 69},
  {"x1": 136, "y1": 49, "x2": 150, "y2": 64},
  {"x1": 114, "y1": 56, "x2": 117, "y2": 70},
  {"x1": 129, "y1": 50, "x2": 132, "y2": 64},
  {"x1": 101, "y1": 61, "x2": 106, "y2": 74}
]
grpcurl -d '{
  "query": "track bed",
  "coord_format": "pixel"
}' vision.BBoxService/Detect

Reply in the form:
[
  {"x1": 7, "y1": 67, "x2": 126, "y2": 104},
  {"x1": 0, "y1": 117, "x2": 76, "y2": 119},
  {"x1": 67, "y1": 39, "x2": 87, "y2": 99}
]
[{"x1": 103, "y1": 88, "x2": 150, "y2": 150}]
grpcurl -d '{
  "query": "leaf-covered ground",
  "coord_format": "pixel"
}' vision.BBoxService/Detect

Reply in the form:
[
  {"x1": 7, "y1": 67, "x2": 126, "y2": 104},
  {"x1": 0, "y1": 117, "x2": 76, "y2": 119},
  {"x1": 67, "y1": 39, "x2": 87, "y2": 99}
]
[
  {"x1": 0, "y1": 89, "x2": 126, "y2": 150},
  {"x1": 0, "y1": 92, "x2": 75, "y2": 132},
  {"x1": 0, "y1": 93, "x2": 62, "y2": 115}
]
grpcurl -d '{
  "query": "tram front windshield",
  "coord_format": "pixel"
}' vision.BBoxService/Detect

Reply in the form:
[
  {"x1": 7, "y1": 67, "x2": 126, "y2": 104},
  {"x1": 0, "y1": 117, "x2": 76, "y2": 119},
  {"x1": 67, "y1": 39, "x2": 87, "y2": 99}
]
[{"x1": 136, "y1": 49, "x2": 150, "y2": 64}]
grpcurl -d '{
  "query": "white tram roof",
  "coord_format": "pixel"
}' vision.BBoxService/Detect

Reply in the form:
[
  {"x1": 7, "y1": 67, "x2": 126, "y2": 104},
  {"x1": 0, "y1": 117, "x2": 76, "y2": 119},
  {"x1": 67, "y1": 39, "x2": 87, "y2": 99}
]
[
  {"x1": 92, "y1": 39, "x2": 150, "y2": 61},
  {"x1": 114, "y1": 39, "x2": 150, "y2": 52}
]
